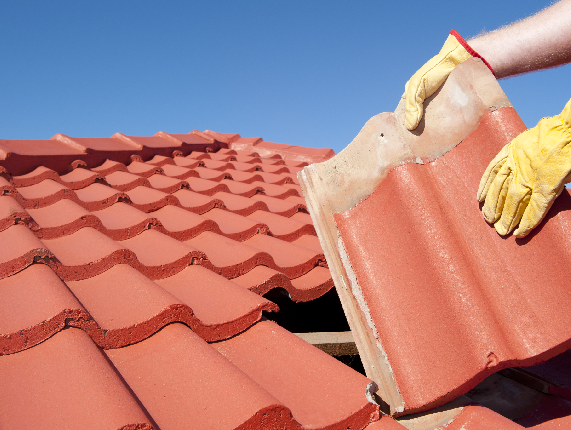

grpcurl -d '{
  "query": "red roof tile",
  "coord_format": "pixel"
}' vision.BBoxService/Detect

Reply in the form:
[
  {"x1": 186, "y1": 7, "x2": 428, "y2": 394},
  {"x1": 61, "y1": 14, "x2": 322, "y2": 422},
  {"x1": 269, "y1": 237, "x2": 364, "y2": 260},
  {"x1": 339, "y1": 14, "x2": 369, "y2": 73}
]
[
  {"x1": 0, "y1": 128, "x2": 363, "y2": 428},
  {"x1": 299, "y1": 58, "x2": 571, "y2": 417}
]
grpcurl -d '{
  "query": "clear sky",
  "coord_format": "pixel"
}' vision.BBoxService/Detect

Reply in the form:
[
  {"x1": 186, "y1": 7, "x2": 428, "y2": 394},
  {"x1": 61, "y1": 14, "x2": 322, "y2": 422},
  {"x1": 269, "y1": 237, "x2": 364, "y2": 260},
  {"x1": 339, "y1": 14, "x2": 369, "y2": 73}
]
[{"x1": 1, "y1": 1, "x2": 569, "y2": 154}]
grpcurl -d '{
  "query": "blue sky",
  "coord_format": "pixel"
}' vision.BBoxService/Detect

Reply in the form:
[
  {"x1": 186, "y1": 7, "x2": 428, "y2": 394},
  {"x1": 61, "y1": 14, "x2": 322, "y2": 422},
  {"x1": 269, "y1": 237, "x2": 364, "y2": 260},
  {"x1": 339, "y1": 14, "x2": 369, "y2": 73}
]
[{"x1": 1, "y1": 1, "x2": 569, "y2": 153}]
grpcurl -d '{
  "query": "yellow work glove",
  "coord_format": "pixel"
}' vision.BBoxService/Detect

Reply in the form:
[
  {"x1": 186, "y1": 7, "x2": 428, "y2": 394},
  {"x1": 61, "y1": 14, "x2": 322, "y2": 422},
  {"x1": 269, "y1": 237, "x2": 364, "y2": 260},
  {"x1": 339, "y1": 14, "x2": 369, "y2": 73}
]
[
  {"x1": 477, "y1": 98, "x2": 571, "y2": 238},
  {"x1": 404, "y1": 30, "x2": 494, "y2": 131}
]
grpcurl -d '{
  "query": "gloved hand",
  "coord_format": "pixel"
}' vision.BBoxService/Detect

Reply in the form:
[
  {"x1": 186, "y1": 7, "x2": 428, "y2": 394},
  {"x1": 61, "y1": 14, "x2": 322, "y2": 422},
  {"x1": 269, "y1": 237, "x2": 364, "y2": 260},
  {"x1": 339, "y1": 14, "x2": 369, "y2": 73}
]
[
  {"x1": 404, "y1": 30, "x2": 494, "y2": 131},
  {"x1": 477, "y1": 98, "x2": 571, "y2": 238}
]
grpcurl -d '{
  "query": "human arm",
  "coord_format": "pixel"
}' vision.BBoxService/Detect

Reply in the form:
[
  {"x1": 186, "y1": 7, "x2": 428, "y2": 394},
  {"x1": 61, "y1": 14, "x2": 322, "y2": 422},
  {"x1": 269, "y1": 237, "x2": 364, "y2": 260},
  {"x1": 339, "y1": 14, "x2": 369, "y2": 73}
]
[
  {"x1": 468, "y1": 0, "x2": 571, "y2": 79},
  {"x1": 404, "y1": 0, "x2": 571, "y2": 130}
]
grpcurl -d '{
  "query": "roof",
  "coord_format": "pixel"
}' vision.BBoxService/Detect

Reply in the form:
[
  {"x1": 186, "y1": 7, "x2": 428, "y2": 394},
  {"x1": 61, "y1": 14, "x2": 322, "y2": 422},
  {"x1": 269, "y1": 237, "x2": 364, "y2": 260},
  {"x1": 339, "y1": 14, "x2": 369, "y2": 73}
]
[
  {"x1": 299, "y1": 57, "x2": 571, "y2": 420},
  {"x1": 0, "y1": 131, "x2": 385, "y2": 429}
]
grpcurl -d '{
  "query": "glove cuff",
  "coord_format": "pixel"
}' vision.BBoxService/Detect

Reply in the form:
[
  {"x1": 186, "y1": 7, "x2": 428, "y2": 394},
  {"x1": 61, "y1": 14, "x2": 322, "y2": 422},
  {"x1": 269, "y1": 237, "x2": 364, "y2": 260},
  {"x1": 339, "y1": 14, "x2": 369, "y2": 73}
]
[{"x1": 450, "y1": 29, "x2": 495, "y2": 76}]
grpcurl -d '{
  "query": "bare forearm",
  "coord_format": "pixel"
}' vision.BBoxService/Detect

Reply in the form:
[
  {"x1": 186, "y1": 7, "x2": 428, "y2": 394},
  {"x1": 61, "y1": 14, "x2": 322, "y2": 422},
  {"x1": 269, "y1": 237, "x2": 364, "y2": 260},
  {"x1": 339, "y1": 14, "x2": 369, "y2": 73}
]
[{"x1": 468, "y1": 0, "x2": 571, "y2": 78}]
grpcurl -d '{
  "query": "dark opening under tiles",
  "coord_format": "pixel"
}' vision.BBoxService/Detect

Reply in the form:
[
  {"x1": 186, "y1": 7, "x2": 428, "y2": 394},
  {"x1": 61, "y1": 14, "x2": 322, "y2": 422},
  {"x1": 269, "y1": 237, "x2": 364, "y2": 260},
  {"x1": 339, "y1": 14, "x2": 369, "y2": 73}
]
[
  {"x1": 104, "y1": 171, "x2": 150, "y2": 191},
  {"x1": 185, "y1": 231, "x2": 275, "y2": 279},
  {"x1": 0, "y1": 328, "x2": 154, "y2": 430},
  {"x1": 74, "y1": 183, "x2": 130, "y2": 211},
  {"x1": 28, "y1": 199, "x2": 103, "y2": 239},
  {"x1": 0, "y1": 224, "x2": 55, "y2": 279},
  {"x1": 172, "y1": 189, "x2": 224, "y2": 214},
  {"x1": 66, "y1": 264, "x2": 198, "y2": 348},
  {"x1": 0, "y1": 264, "x2": 96, "y2": 355},
  {"x1": 155, "y1": 265, "x2": 278, "y2": 341},
  {"x1": 0, "y1": 196, "x2": 37, "y2": 232},
  {"x1": 105, "y1": 323, "x2": 297, "y2": 430},
  {"x1": 92, "y1": 203, "x2": 162, "y2": 240},
  {"x1": 186, "y1": 177, "x2": 229, "y2": 195},
  {"x1": 201, "y1": 208, "x2": 269, "y2": 241},
  {"x1": 150, "y1": 205, "x2": 219, "y2": 240},
  {"x1": 160, "y1": 163, "x2": 198, "y2": 180},
  {"x1": 212, "y1": 192, "x2": 268, "y2": 216},
  {"x1": 220, "y1": 179, "x2": 263, "y2": 197},
  {"x1": 244, "y1": 234, "x2": 326, "y2": 278},
  {"x1": 119, "y1": 229, "x2": 205, "y2": 279},
  {"x1": 232, "y1": 265, "x2": 333, "y2": 302},
  {"x1": 146, "y1": 174, "x2": 189, "y2": 193},
  {"x1": 247, "y1": 210, "x2": 315, "y2": 241},
  {"x1": 213, "y1": 320, "x2": 379, "y2": 429},
  {"x1": 124, "y1": 186, "x2": 180, "y2": 212},
  {"x1": 42, "y1": 227, "x2": 136, "y2": 281},
  {"x1": 126, "y1": 161, "x2": 163, "y2": 177},
  {"x1": 251, "y1": 194, "x2": 307, "y2": 216}
]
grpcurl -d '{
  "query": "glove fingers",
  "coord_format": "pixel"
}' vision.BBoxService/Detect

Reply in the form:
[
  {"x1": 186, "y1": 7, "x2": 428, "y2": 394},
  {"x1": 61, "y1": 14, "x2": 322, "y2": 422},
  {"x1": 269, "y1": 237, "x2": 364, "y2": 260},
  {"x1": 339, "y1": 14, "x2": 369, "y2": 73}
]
[
  {"x1": 482, "y1": 162, "x2": 513, "y2": 224},
  {"x1": 477, "y1": 144, "x2": 509, "y2": 201},
  {"x1": 513, "y1": 186, "x2": 562, "y2": 238},
  {"x1": 404, "y1": 34, "x2": 465, "y2": 131},
  {"x1": 494, "y1": 180, "x2": 531, "y2": 236}
]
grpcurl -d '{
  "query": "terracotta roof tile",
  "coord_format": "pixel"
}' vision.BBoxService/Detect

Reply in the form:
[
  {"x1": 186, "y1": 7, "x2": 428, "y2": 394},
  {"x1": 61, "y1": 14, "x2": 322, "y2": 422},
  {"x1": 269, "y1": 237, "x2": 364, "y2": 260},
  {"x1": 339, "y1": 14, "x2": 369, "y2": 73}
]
[
  {"x1": 146, "y1": 173, "x2": 188, "y2": 193},
  {"x1": 159, "y1": 163, "x2": 199, "y2": 179},
  {"x1": 90, "y1": 159, "x2": 127, "y2": 175},
  {"x1": 247, "y1": 210, "x2": 315, "y2": 241},
  {"x1": 0, "y1": 264, "x2": 94, "y2": 355},
  {"x1": 201, "y1": 207, "x2": 269, "y2": 240},
  {"x1": 220, "y1": 178, "x2": 264, "y2": 196},
  {"x1": 0, "y1": 195, "x2": 37, "y2": 232},
  {"x1": 213, "y1": 191, "x2": 268, "y2": 215},
  {"x1": 74, "y1": 182, "x2": 130, "y2": 210},
  {"x1": 299, "y1": 58, "x2": 571, "y2": 418},
  {"x1": 185, "y1": 231, "x2": 275, "y2": 278},
  {"x1": 104, "y1": 170, "x2": 150, "y2": 191},
  {"x1": 0, "y1": 328, "x2": 154, "y2": 430},
  {"x1": 154, "y1": 265, "x2": 278, "y2": 340},
  {"x1": 250, "y1": 193, "x2": 307, "y2": 216},
  {"x1": 0, "y1": 128, "x2": 393, "y2": 429},
  {"x1": 124, "y1": 186, "x2": 178, "y2": 212},
  {"x1": 11, "y1": 166, "x2": 60, "y2": 187},
  {"x1": 186, "y1": 176, "x2": 230, "y2": 195},
  {"x1": 212, "y1": 320, "x2": 378, "y2": 429},
  {"x1": 28, "y1": 199, "x2": 102, "y2": 239},
  {"x1": 193, "y1": 166, "x2": 232, "y2": 181},
  {"x1": 126, "y1": 161, "x2": 163, "y2": 177},
  {"x1": 92, "y1": 202, "x2": 161, "y2": 240},
  {"x1": 119, "y1": 229, "x2": 205, "y2": 279},
  {"x1": 0, "y1": 224, "x2": 54, "y2": 278},
  {"x1": 171, "y1": 188, "x2": 224, "y2": 213}
]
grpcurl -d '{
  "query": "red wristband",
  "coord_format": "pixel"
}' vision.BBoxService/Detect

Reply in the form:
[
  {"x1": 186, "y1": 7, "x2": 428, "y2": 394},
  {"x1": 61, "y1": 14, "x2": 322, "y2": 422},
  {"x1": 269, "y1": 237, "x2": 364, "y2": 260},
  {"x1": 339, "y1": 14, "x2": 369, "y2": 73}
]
[{"x1": 450, "y1": 29, "x2": 495, "y2": 76}]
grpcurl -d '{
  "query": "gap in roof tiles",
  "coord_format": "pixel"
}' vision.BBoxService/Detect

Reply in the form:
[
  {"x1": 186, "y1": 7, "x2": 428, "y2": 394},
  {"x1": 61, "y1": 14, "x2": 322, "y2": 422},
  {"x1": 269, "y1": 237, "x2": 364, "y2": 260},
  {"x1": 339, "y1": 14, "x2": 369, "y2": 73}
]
[{"x1": 263, "y1": 288, "x2": 366, "y2": 376}]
